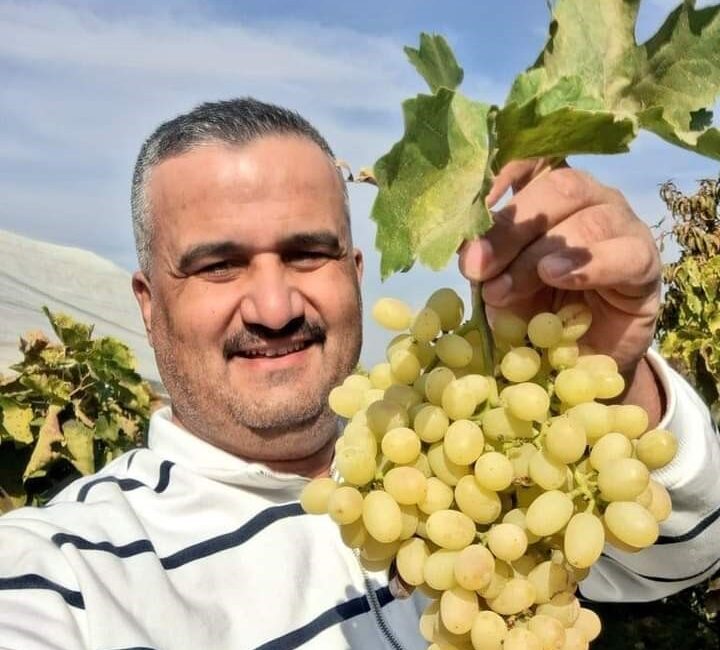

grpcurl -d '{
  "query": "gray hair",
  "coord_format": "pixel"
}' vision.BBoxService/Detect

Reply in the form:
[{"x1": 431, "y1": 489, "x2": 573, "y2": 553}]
[{"x1": 130, "y1": 97, "x2": 348, "y2": 275}]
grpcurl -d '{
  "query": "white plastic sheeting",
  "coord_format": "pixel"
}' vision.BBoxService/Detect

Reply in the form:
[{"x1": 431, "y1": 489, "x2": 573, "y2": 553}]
[{"x1": 0, "y1": 229, "x2": 162, "y2": 389}]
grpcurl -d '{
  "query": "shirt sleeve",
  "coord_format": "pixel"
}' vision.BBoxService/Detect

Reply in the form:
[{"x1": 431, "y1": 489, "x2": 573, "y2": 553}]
[{"x1": 580, "y1": 349, "x2": 720, "y2": 602}]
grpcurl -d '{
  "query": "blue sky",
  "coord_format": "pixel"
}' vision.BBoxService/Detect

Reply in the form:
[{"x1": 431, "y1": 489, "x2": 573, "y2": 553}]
[{"x1": 1, "y1": 0, "x2": 718, "y2": 364}]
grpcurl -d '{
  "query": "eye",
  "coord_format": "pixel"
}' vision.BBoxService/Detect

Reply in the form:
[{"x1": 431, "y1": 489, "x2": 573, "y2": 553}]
[
  {"x1": 284, "y1": 250, "x2": 333, "y2": 269},
  {"x1": 198, "y1": 260, "x2": 238, "y2": 277}
]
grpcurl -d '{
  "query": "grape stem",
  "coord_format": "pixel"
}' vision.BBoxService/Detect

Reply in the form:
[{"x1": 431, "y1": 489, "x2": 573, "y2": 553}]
[{"x1": 469, "y1": 283, "x2": 495, "y2": 376}]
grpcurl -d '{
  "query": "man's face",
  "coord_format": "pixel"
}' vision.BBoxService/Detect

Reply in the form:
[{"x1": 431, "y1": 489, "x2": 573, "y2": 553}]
[{"x1": 133, "y1": 135, "x2": 363, "y2": 463}]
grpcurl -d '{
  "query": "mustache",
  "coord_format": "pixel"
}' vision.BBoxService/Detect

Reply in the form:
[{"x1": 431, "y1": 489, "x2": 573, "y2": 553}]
[{"x1": 223, "y1": 317, "x2": 326, "y2": 358}]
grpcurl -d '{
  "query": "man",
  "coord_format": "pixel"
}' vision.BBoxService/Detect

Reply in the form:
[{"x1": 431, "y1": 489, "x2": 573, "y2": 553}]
[{"x1": 0, "y1": 98, "x2": 717, "y2": 649}]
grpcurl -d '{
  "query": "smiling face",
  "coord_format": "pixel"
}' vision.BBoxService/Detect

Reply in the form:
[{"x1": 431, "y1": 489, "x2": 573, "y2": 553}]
[{"x1": 132, "y1": 135, "x2": 363, "y2": 469}]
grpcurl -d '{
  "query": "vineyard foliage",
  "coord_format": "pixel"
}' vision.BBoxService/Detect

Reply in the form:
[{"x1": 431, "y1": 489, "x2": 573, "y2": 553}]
[{"x1": 0, "y1": 308, "x2": 151, "y2": 510}]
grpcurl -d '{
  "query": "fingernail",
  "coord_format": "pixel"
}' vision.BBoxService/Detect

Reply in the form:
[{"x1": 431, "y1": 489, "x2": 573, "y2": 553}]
[
  {"x1": 541, "y1": 255, "x2": 576, "y2": 279},
  {"x1": 483, "y1": 273, "x2": 512, "y2": 304},
  {"x1": 459, "y1": 238, "x2": 494, "y2": 281}
]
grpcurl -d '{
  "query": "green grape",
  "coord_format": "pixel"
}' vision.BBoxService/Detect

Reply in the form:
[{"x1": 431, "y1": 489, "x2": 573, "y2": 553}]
[
  {"x1": 504, "y1": 627, "x2": 543, "y2": 650},
  {"x1": 453, "y1": 543, "x2": 495, "y2": 591},
  {"x1": 381, "y1": 426, "x2": 421, "y2": 464},
  {"x1": 414, "y1": 404, "x2": 450, "y2": 443},
  {"x1": 428, "y1": 442, "x2": 470, "y2": 486},
  {"x1": 458, "y1": 374, "x2": 490, "y2": 404},
  {"x1": 335, "y1": 446, "x2": 375, "y2": 486},
  {"x1": 342, "y1": 373, "x2": 372, "y2": 392},
  {"x1": 365, "y1": 399, "x2": 409, "y2": 438},
  {"x1": 481, "y1": 407, "x2": 534, "y2": 441},
  {"x1": 327, "y1": 485, "x2": 364, "y2": 525},
  {"x1": 487, "y1": 577, "x2": 536, "y2": 616},
  {"x1": 341, "y1": 424, "x2": 377, "y2": 457},
  {"x1": 528, "y1": 615, "x2": 566, "y2": 650},
  {"x1": 383, "y1": 383, "x2": 423, "y2": 412},
  {"x1": 389, "y1": 349, "x2": 422, "y2": 384},
  {"x1": 563, "y1": 512, "x2": 605, "y2": 568},
  {"x1": 372, "y1": 297, "x2": 413, "y2": 331},
  {"x1": 400, "y1": 451, "x2": 433, "y2": 478},
  {"x1": 411, "y1": 306, "x2": 442, "y2": 343},
  {"x1": 425, "y1": 367, "x2": 456, "y2": 405},
  {"x1": 561, "y1": 628, "x2": 590, "y2": 650},
  {"x1": 361, "y1": 388, "x2": 385, "y2": 408},
  {"x1": 415, "y1": 340, "x2": 437, "y2": 367},
  {"x1": 636, "y1": 428, "x2": 678, "y2": 469},
  {"x1": 610, "y1": 404, "x2": 649, "y2": 439},
  {"x1": 442, "y1": 380, "x2": 478, "y2": 420},
  {"x1": 436, "y1": 334, "x2": 474, "y2": 368},
  {"x1": 589, "y1": 432, "x2": 633, "y2": 471},
  {"x1": 470, "y1": 610, "x2": 507, "y2": 650},
  {"x1": 424, "y1": 549, "x2": 460, "y2": 590},
  {"x1": 574, "y1": 608, "x2": 602, "y2": 642},
  {"x1": 478, "y1": 559, "x2": 513, "y2": 600},
  {"x1": 527, "y1": 312, "x2": 563, "y2": 348},
  {"x1": 566, "y1": 402, "x2": 613, "y2": 444},
  {"x1": 528, "y1": 450, "x2": 567, "y2": 490},
  {"x1": 398, "y1": 503, "x2": 419, "y2": 540},
  {"x1": 645, "y1": 479, "x2": 672, "y2": 522},
  {"x1": 299, "y1": 477, "x2": 338, "y2": 514},
  {"x1": 544, "y1": 416, "x2": 587, "y2": 464},
  {"x1": 536, "y1": 592, "x2": 581, "y2": 627},
  {"x1": 508, "y1": 443, "x2": 539, "y2": 481},
  {"x1": 500, "y1": 347, "x2": 541, "y2": 382},
  {"x1": 525, "y1": 490, "x2": 574, "y2": 536},
  {"x1": 502, "y1": 508, "x2": 541, "y2": 544},
  {"x1": 554, "y1": 367, "x2": 595, "y2": 405},
  {"x1": 492, "y1": 310, "x2": 528, "y2": 346},
  {"x1": 487, "y1": 523, "x2": 528, "y2": 562},
  {"x1": 359, "y1": 536, "x2": 401, "y2": 562},
  {"x1": 440, "y1": 586, "x2": 479, "y2": 635},
  {"x1": 454, "y1": 475, "x2": 502, "y2": 524},
  {"x1": 594, "y1": 372, "x2": 625, "y2": 399},
  {"x1": 604, "y1": 501, "x2": 659, "y2": 548},
  {"x1": 504, "y1": 382, "x2": 550, "y2": 422},
  {"x1": 396, "y1": 537, "x2": 430, "y2": 586},
  {"x1": 474, "y1": 451, "x2": 514, "y2": 492},
  {"x1": 547, "y1": 342, "x2": 580, "y2": 369},
  {"x1": 362, "y1": 490, "x2": 402, "y2": 543},
  {"x1": 556, "y1": 303, "x2": 592, "y2": 342},
  {"x1": 527, "y1": 560, "x2": 570, "y2": 604},
  {"x1": 420, "y1": 601, "x2": 439, "y2": 642},
  {"x1": 418, "y1": 477, "x2": 455, "y2": 515},
  {"x1": 575, "y1": 353, "x2": 617, "y2": 375},
  {"x1": 383, "y1": 466, "x2": 427, "y2": 505},
  {"x1": 427, "y1": 287, "x2": 465, "y2": 331},
  {"x1": 369, "y1": 362, "x2": 396, "y2": 389},
  {"x1": 339, "y1": 518, "x2": 366, "y2": 549},
  {"x1": 443, "y1": 419, "x2": 485, "y2": 465},
  {"x1": 385, "y1": 333, "x2": 413, "y2": 360},
  {"x1": 426, "y1": 509, "x2": 476, "y2": 550},
  {"x1": 597, "y1": 457, "x2": 649, "y2": 501}
]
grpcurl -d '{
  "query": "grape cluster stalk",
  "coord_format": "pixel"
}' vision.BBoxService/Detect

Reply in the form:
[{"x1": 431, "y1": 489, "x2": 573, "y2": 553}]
[{"x1": 301, "y1": 288, "x2": 677, "y2": 650}]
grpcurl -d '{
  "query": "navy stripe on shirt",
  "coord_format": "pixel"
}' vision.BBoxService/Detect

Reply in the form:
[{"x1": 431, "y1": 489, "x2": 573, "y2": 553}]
[
  {"x1": 253, "y1": 586, "x2": 395, "y2": 650},
  {"x1": 0, "y1": 573, "x2": 85, "y2": 609},
  {"x1": 76, "y1": 461, "x2": 174, "y2": 502},
  {"x1": 656, "y1": 504, "x2": 720, "y2": 544},
  {"x1": 600, "y1": 552, "x2": 720, "y2": 583}
]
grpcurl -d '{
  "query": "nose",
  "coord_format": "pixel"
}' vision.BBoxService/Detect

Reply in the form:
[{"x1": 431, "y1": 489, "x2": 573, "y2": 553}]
[{"x1": 239, "y1": 255, "x2": 305, "y2": 331}]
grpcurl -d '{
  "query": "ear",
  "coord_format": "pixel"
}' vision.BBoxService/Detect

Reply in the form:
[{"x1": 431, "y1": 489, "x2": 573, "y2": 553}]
[
  {"x1": 132, "y1": 271, "x2": 154, "y2": 348},
  {"x1": 353, "y1": 247, "x2": 364, "y2": 284}
]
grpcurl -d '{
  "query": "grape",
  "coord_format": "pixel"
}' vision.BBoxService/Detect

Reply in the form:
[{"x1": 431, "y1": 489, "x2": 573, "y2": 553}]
[
  {"x1": 390, "y1": 349, "x2": 422, "y2": 384},
  {"x1": 470, "y1": 610, "x2": 507, "y2": 650},
  {"x1": 547, "y1": 342, "x2": 580, "y2": 369},
  {"x1": 481, "y1": 407, "x2": 534, "y2": 441},
  {"x1": 328, "y1": 385, "x2": 364, "y2": 418},
  {"x1": 563, "y1": 512, "x2": 605, "y2": 568},
  {"x1": 420, "y1": 601, "x2": 439, "y2": 642},
  {"x1": 528, "y1": 312, "x2": 563, "y2": 348},
  {"x1": 427, "y1": 288, "x2": 465, "y2": 331},
  {"x1": 411, "y1": 307, "x2": 442, "y2": 343},
  {"x1": 428, "y1": 443, "x2": 470, "y2": 486},
  {"x1": 441, "y1": 379, "x2": 477, "y2": 420},
  {"x1": 359, "y1": 536, "x2": 401, "y2": 562},
  {"x1": 414, "y1": 404, "x2": 450, "y2": 443},
  {"x1": 574, "y1": 608, "x2": 602, "y2": 642},
  {"x1": 365, "y1": 400, "x2": 409, "y2": 438},
  {"x1": 610, "y1": 404, "x2": 649, "y2": 439},
  {"x1": 474, "y1": 451, "x2": 514, "y2": 491},
  {"x1": 562, "y1": 628, "x2": 590, "y2": 650},
  {"x1": 492, "y1": 310, "x2": 528, "y2": 346},
  {"x1": 381, "y1": 426, "x2": 421, "y2": 464},
  {"x1": 504, "y1": 382, "x2": 550, "y2": 422},
  {"x1": 458, "y1": 374, "x2": 490, "y2": 404},
  {"x1": 645, "y1": 479, "x2": 672, "y2": 522},
  {"x1": 361, "y1": 388, "x2": 385, "y2": 408},
  {"x1": 454, "y1": 475, "x2": 502, "y2": 524},
  {"x1": 454, "y1": 543, "x2": 495, "y2": 591},
  {"x1": 372, "y1": 297, "x2": 413, "y2": 331},
  {"x1": 554, "y1": 368, "x2": 595, "y2": 405},
  {"x1": 501, "y1": 347, "x2": 541, "y2": 382},
  {"x1": 327, "y1": 486, "x2": 363, "y2": 525},
  {"x1": 589, "y1": 431, "x2": 633, "y2": 470},
  {"x1": 536, "y1": 592, "x2": 581, "y2": 627},
  {"x1": 424, "y1": 549, "x2": 460, "y2": 591},
  {"x1": 487, "y1": 577, "x2": 536, "y2": 615},
  {"x1": 635, "y1": 428, "x2": 678, "y2": 469},
  {"x1": 343, "y1": 373, "x2": 372, "y2": 392},
  {"x1": 444, "y1": 419, "x2": 485, "y2": 465},
  {"x1": 362, "y1": 490, "x2": 402, "y2": 543},
  {"x1": 604, "y1": 501, "x2": 659, "y2": 548},
  {"x1": 528, "y1": 614, "x2": 566, "y2": 650},
  {"x1": 440, "y1": 586, "x2": 479, "y2": 635},
  {"x1": 436, "y1": 334, "x2": 474, "y2": 368},
  {"x1": 486, "y1": 523, "x2": 528, "y2": 562},
  {"x1": 597, "y1": 457, "x2": 649, "y2": 501},
  {"x1": 341, "y1": 424, "x2": 377, "y2": 457},
  {"x1": 335, "y1": 446, "x2": 375, "y2": 486},
  {"x1": 401, "y1": 451, "x2": 434, "y2": 478},
  {"x1": 396, "y1": 537, "x2": 430, "y2": 586},
  {"x1": 425, "y1": 367, "x2": 456, "y2": 405},
  {"x1": 383, "y1": 466, "x2": 427, "y2": 505},
  {"x1": 593, "y1": 372, "x2": 625, "y2": 399},
  {"x1": 399, "y1": 503, "x2": 420, "y2": 540},
  {"x1": 369, "y1": 362, "x2": 396, "y2": 389},
  {"x1": 566, "y1": 401, "x2": 613, "y2": 444},
  {"x1": 503, "y1": 508, "x2": 541, "y2": 544},
  {"x1": 556, "y1": 303, "x2": 592, "y2": 342},
  {"x1": 508, "y1": 443, "x2": 539, "y2": 480},
  {"x1": 544, "y1": 417, "x2": 586, "y2": 464},
  {"x1": 526, "y1": 490, "x2": 574, "y2": 536},
  {"x1": 528, "y1": 450, "x2": 567, "y2": 490},
  {"x1": 426, "y1": 509, "x2": 476, "y2": 550},
  {"x1": 299, "y1": 477, "x2": 338, "y2": 514},
  {"x1": 339, "y1": 518, "x2": 366, "y2": 549},
  {"x1": 418, "y1": 477, "x2": 455, "y2": 515},
  {"x1": 383, "y1": 383, "x2": 423, "y2": 412},
  {"x1": 528, "y1": 560, "x2": 570, "y2": 604}
]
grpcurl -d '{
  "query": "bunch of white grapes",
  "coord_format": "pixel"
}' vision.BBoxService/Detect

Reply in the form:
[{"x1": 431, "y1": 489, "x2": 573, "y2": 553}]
[{"x1": 301, "y1": 288, "x2": 677, "y2": 650}]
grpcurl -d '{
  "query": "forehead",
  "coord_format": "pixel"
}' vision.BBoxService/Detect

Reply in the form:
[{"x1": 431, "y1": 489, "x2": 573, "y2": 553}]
[{"x1": 147, "y1": 135, "x2": 348, "y2": 247}]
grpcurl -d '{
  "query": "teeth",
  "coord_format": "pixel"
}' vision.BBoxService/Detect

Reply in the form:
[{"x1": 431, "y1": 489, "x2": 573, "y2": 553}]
[{"x1": 243, "y1": 341, "x2": 307, "y2": 358}]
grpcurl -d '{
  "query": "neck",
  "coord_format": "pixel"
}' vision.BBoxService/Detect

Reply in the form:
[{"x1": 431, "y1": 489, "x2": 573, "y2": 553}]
[{"x1": 262, "y1": 434, "x2": 336, "y2": 478}]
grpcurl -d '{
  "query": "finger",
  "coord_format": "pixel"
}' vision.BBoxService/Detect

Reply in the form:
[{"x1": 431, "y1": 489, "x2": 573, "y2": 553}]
[{"x1": 460, "y1": 168, "x2": 621, "y2": 283}]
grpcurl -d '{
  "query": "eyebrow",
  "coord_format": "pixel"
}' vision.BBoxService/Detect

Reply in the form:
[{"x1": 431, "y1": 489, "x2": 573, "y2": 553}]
[{"x1": 177, "y1": 231, "x2": 343, "y2": 272}]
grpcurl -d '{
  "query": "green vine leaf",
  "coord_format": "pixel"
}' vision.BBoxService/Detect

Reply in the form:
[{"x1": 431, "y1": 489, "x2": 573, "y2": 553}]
[{"x1": 404, "y1": 33, "x2": 464, "y2": 93}]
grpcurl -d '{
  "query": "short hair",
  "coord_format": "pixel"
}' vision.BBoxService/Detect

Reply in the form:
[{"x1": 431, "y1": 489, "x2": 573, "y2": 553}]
[{"x1": 130, "y1": 97, "x2": 348, "y2": 275}]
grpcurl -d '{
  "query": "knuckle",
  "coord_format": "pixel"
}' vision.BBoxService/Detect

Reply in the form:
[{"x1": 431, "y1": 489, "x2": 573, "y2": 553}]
[{"x1": 547, "y1": 168, "x2": 594, "y2": 203}]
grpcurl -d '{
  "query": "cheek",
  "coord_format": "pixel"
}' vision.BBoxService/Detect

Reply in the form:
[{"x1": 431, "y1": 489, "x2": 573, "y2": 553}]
[{"x1": 306, "y1": 269, "x2": 361, "y2": 329}]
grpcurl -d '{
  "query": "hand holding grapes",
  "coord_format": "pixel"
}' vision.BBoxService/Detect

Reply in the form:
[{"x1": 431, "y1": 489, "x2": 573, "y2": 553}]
[{"x1": 458, "y1": 161, "x2": 662, "y2": 380}]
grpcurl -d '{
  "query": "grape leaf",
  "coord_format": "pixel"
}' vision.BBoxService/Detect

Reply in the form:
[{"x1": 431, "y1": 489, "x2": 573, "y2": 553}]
[
  {"x1": 404, "y1": 33, "x2": 464, "y2": 93},
  {"x1": 62, "y1": 419, "x2": 95, "y2": 475},
  {"x1": 0, "y1": 399, "x2": 34, "y2": 444},
  {"x1": 23, "y1": 405, "x2": 64, "y2": 480}
]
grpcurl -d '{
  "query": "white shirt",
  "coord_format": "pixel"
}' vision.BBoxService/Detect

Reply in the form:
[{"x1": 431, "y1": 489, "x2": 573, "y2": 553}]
[{"x1": 0, "y1": 351, "x2": 717, "y2": 649}]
